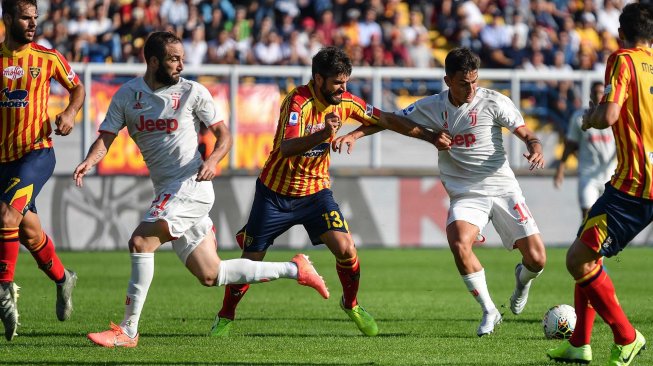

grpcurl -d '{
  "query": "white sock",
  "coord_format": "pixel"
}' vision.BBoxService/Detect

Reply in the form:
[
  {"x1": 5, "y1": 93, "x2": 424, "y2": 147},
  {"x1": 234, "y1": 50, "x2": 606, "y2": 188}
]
[
  {"x1": 518, "y1": 263, "x2": 543, "y2": 287},
  {"x1": 462, "y1": 269, "x2": 496, "y2": 313},
  {"x1": 216, "y1": 258, "x2": 298, "y2": 286},
  {"x1": 121, "y1": 253, "x2": 154, "y2": 338}
]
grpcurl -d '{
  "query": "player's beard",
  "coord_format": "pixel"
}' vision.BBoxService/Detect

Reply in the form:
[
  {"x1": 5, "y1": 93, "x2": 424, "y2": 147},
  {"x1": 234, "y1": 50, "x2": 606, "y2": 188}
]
[
  {"x1": 154, "y1": 62, "x2": 179, "y2": 86},
  {"x1": 10, "y1": 21, "x2": 34, "y2": 45},
  {"x1": 321, "y1": 85, "x2": 343, "y2": 105}
]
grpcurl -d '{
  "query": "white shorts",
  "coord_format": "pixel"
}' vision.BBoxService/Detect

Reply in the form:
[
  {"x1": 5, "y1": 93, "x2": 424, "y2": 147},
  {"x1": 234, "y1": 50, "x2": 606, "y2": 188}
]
[
  {"x1": 578, "y1": 177, "x2": 607, "y2": 210},
  {"x1": 447, "y1": 193, "x2": 540, "y2": 250},
  {"x1": 143, "y1": 177, "x2": 215, "y2": 264}
]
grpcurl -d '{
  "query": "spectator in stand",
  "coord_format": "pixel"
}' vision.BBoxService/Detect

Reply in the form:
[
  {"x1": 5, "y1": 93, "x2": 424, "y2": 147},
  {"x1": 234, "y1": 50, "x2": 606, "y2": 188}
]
[
  {"x1": 555, "y1": 30, "x2": 576, "y2": 67},
  {"x1": 296, "y1": 16, "x2": 315, "y2": 51},
  {"x1": 282, "y1": 29, "x2": 311, "y2": 66},
  {"x1": 182, "y1": 4, "x2": 203, "y2": 39},
  {"x1": 204, "y1": 8, "x2": 224, "y2": 41},
  {"x1": 480, "y1": 10, "x2": 512, "y2": 51},
  {"x1": 225, "y1": 6, "x2": 252, "y2": 64},
  {"x1": 252, "y1": 30, "x2": 284, "y2": 65},
  {"x1": 576, "y1": 48, "x2": 598, "y2": 71},
  {"x1": 363, "y1": 33, "x2": 390, "y2": 66},
  {"x1": 490, "y1": 33, "x2": 527, "y2": 69},
  {"x1": 596, "y1": 0, "x2": 621, "y2": 38},
  {"x1": 401, "y1": 10, "x2": 428, "y2": 45},
  {"x1": 506, "y1": 11, "x2": 528, "y2": 49},
  {"x1": 340, "y1": 8, "x2": 360, "y2": 47},
  {"x1": 183, "y1": 26, "x2": 207, "y2": 66},
  {"x1": 278, "y1": 12, "x2": 296, "y2": 41},
  {"x1": 307, "y1": 28, "x2": 324, "y2": 57},
  {"x1": 316, "y1": 9, "x2": 337, "y2": 46},
  {"x1": 408, "y1": 32, "x2": 436, "y2": 68},
  {"x1": 207, "y1": 29, "x2": 238, "y2": 64},
  {"x1": 388, "y1": 32, "x2": 410, "y2": 66},
  {"x1": 160, "y1": 0, "x2": 188, "y2": 35},
  {"x1": 576, "y1": 12, "x2": 601, "y2": 53}
]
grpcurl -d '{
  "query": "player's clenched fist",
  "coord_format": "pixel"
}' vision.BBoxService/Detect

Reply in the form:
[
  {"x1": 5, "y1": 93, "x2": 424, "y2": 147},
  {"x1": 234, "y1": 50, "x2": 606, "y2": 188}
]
[
  {"x1": 324, "y1": 112, "x2": 341, "y2": 137},
  {"x1": 435, "y1": 131, "x2": 452, "y2": 151}
]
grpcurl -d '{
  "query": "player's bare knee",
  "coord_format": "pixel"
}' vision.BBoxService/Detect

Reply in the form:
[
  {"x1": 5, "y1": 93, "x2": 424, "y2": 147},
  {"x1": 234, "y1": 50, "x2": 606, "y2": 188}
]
[
  {"x1": 0, "y1": 204, "x2": 22, "y2": 228},
  {"x1": 565, "y1": 251, "x2": 587, "y2": 278},
  {"x1": 524, "y1": 249, "x2": 546, "y2": 271},
  {"x1": 338, "y1": 244, "x2": 357, "y2": 261},
  {"x1": 197, "y1": 274, "x2": 217, "y2": 287},
  {"x1": 328, "y1": 237, "x2": 356, "y2": 260},
  {"x1": 449, "y1": 239, "x2": 472, "y2": 257},
  {"x1": 129, "y1": 236, "x2": 148, "y2": 253}
]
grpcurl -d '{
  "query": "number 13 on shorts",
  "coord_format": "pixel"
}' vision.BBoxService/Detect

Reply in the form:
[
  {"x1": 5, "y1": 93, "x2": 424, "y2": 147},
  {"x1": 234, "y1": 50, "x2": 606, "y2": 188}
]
[{"x1": 322, "y1": 210, "x2": 349, "y2": 231}]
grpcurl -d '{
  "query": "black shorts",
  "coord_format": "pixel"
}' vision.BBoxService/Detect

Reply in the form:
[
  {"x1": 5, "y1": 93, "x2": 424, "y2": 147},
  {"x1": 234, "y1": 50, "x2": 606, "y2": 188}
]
[
  {"x1": 239, "y1": 178, "x2": 350, "y2": 252},
  {"x1": 577, "y1": 183, "x2": 653, "y2": 257},
  {"x1": 0, "y1": 148, "x2": 55, "y2": 215}
]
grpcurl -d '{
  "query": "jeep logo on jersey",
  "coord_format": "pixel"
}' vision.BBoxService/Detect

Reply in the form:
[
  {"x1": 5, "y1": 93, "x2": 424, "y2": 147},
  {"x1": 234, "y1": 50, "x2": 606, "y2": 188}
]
[
  {"x1": 450, "y1": 133, "x2": 476, "y2": 147},
  {"x1": 3, "y1": 66, "x2": 24, "y2": 80},
  {"x1": 0, "y1": 88, "x2": 29, "y2": 108},
  {"x1": 171, "y1": 93, "x2": 181, "y2": 110},
  {"x1": 136, "y1": 115, "x2": 179, "y2": 134}
]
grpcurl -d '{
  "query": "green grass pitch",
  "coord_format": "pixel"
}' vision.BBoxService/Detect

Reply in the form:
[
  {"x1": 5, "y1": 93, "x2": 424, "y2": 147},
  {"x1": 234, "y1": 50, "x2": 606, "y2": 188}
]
[{"x1": 1, "y1": 247, "x2": 651, "y2": 365}]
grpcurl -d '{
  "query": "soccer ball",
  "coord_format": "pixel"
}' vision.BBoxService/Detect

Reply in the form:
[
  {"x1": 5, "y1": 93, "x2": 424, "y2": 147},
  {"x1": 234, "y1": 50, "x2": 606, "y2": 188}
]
[{"x1": 542, "y1": 304, "x2": 576, "y2": 339}]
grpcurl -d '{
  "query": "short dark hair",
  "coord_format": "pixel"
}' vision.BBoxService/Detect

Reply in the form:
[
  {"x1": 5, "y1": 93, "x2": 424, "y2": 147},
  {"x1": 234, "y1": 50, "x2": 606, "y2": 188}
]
[
  {"x1": 143, "y1": 31, "x2": 181, "y2": 63},
  {"x1": 1, "y1": 0, "x2": 37, "y2": 18},
  {"x1": 311, "y1": 46, "x2": 352, "y2": 79},
  {"x1": 619, "y1": 3, "x2": 653, "y2": 43},
  {"x1": 591, "y1": 81, "x2": 604, "y2": 91},
  {"x1": 445, "y1": 48, "x2": 481, "y2": 77}
]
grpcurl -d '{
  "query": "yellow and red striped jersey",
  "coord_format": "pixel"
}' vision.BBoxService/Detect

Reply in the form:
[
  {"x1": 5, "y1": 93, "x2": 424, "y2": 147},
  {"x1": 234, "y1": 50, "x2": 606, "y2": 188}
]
[
  {"x1": 260, "y1": 80, "x2": 381, "y2": 196},
  {"x1": 602, "y1": 46, "x2": 653, "y2": 198},
  {"x1": 0, "y1": 42, "x2": 80, "y2": 162}
]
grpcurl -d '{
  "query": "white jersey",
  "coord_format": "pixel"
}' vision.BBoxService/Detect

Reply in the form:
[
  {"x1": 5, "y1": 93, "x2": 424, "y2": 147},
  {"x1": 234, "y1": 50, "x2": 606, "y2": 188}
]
[
  {"x1": 100, "y1": 77, "x2": 221, "y2": 190},
  {"x1": 397, "y1": 87, "x2": 523, "y2": 198},
  {"x1": 566, "y1": 109, "x2": 616, "y2": 182}
]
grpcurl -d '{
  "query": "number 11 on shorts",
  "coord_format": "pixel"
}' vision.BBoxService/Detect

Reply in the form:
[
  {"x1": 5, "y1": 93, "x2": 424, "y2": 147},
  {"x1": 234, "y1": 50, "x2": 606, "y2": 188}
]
[{"x1": 513, "y1": 202, "x2": 533, "y2": 223}]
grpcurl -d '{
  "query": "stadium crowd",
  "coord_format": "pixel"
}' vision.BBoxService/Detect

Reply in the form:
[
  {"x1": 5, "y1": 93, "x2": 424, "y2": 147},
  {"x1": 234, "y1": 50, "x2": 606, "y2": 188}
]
[{"x1": 0, "y1": 0, "x2": 632, "y2": 133}]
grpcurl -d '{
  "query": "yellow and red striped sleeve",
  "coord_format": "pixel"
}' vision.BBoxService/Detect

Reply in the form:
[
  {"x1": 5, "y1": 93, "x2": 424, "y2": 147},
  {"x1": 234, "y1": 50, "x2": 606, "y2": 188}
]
[{"x1": 340, "y1": 92, "x2": 381, "y2": 126}]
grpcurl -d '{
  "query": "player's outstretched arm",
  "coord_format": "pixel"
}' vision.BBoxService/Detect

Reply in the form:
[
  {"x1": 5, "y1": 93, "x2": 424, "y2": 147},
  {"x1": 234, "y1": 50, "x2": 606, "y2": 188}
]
[
  {"x1": 73, "y1": 132, "x2": 116, "y2": 187},
  {"x1": 553, "y1": 139, "x2": 578, "y2": 189},
  {"x1": 332, "y1": 125, "x2": 383, "y2": 154},
  {"x1": 514, "y1": 126, "x2": 545, "y2": 170},
  {"x1": 377, "y1": 111, "x2": 437, "y2": 146},
  {"x1": 197, "y1": 121, "x2": 232, "y2": 181},
  {"x1": 55, "y1": 84, "x2": 85, "y2": 136}
]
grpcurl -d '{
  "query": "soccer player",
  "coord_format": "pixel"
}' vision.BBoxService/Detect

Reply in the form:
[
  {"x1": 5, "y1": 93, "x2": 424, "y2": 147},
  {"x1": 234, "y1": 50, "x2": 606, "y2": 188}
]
[
  {"x1": 0, "y1": 0, "x2": 81, "y2": 341},
  {"x1": 75, "y1": 31, "x2": 330, "y2": 348},
  {"x1": 333, "y1": 47, "x2": 547, "y2": 337},
  {"x1": 547, "y1": 4, "x2": 651, "y2": 364},
  {"x1": 554, "y1": 82, "x2": 616, "y2": 219},
  {"x1": 210, "y1": 46, "x2": 438, "y2": 337}
]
